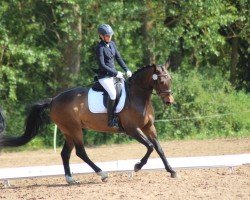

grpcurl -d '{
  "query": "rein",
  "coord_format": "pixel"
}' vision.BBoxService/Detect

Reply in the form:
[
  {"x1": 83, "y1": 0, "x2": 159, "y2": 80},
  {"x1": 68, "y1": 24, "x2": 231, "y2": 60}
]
[{"x1": 89, "y1": 65, "x2": 172, "y2": 97}]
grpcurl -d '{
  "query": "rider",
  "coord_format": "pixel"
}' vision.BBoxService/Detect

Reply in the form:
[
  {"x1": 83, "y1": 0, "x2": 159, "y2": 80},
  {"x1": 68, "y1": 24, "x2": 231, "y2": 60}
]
[{"x1": 96, "y1": 24, "x2": 132, "y2": 128}]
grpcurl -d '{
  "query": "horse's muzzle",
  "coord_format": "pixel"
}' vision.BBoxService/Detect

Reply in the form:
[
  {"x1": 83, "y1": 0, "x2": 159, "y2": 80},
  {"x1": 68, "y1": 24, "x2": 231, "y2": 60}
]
[{"x1": 163, "y1": 95, "x2": 174, "y2": 105}]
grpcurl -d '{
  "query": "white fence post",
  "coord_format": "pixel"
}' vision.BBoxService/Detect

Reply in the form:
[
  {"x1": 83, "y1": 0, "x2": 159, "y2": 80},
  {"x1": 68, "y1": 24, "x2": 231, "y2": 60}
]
[{"x1": 54, "y1": 124, "x2": 57, "y2": 153}]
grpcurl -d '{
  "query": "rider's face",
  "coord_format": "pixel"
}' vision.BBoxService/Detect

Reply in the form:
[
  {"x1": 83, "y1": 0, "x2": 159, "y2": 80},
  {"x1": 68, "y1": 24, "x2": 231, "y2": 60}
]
[{"x1": 101, "y1": 35, "x2": 112, "y2": 43}]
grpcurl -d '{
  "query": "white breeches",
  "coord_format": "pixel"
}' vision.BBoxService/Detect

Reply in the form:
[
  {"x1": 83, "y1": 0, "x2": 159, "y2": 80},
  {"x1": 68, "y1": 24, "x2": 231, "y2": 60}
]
[{"x1": 98, "y1": 77, "x2": 116, "y2": 100}]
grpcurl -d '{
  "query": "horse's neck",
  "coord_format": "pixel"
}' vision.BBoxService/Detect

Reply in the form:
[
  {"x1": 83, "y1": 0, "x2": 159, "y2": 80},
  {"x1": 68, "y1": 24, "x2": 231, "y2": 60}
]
[
  {"x1": 132, "y1": 68, "x2": 154, "y2": 93},
  {"x1": 129, "y1": 68, "x2": 154, "y2": 103},
  {"x1": 128, "y1": 83, "x2": 153, "y2": 117}
]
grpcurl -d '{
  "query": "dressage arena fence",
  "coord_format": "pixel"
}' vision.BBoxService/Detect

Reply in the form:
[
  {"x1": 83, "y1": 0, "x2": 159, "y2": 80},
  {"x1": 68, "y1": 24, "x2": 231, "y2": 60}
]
[{"x1": 1, "y1": 154, "x2": 249, "y2": 187}]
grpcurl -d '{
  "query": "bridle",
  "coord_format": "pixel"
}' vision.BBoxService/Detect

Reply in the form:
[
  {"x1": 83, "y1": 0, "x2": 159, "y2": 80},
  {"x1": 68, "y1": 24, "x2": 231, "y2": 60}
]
[{"x1": 152, "y1": 66, "x2": 172, "y2": 96}]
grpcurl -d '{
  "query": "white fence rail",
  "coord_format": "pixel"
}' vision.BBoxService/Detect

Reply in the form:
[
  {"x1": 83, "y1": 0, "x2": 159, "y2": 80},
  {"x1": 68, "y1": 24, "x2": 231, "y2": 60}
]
[{"x1": 0, "y1": 154, "x2": 249, "y2": 184}]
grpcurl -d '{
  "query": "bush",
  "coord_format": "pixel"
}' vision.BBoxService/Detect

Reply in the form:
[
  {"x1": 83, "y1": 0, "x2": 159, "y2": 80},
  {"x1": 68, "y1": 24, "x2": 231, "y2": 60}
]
[{"x1": 154, "y1": 68, "x2": 250, "y2": 139}]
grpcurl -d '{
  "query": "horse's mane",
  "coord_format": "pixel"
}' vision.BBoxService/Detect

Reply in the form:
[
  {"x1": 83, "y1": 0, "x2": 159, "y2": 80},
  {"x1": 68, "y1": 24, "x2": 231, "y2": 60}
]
[{"x1": 131, "y1": 64, "x2": 155, "y2": 78}]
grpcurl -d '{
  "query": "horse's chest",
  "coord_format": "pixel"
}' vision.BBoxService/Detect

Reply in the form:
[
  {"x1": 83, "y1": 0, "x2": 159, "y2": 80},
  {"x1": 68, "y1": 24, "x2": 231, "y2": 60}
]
[{"x1": 131, "y1": 102, "x2": 153, "y2": 119}]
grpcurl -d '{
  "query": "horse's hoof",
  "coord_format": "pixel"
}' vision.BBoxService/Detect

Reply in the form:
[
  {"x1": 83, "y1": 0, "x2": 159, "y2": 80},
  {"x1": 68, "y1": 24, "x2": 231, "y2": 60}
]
[
  {"x1": 97, "y1": 171, "x2": 108, "y2": 182},
  {"x1": 170, "y1": 172, "x2": 178, "y2": 178},
  {"x1": 69, "y1": 180, "x2": 81, "y2": 185},
  {"x1": 101, "y1": 176, "x2": 108, "y2": 182},
  {"x1": 66, "y1": 175, "x2": 81, "y2": 185},
  {"x1": 134, "y1": 162, "x2": 141, "y2": 172}
]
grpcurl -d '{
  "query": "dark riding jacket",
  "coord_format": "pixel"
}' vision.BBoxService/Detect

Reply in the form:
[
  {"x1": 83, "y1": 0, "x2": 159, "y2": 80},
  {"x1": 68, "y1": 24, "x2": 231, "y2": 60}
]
[{"x1": 96, "y1": 40, "x2": 128, "y2": 79}]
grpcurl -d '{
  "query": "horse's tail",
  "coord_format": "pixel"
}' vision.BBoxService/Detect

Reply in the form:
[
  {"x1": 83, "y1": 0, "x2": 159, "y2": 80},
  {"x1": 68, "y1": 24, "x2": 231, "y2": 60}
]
[
  {"x1": 0, "y1": 108, "x2": 6, "y2": 133},
  {"x1": 0, "y1": 99, "x2": 52, "y2": 148}
]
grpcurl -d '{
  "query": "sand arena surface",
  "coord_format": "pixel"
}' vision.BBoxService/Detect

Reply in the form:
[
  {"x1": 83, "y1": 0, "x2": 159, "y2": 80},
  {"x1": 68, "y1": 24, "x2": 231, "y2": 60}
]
[{"x1": 0, "y1": 138, "x2": 249, "y2": 200}]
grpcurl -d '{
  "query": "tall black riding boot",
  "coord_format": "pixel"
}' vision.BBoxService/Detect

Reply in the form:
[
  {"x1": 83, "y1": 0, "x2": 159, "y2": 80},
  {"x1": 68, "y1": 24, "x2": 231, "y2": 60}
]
[{"x1": 107, "y1": 99, "x2": 119, "y2": 128}]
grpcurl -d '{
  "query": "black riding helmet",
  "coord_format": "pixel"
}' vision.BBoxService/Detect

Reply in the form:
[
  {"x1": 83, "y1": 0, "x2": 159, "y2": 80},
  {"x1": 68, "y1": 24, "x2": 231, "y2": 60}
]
[{"x1": 98, "y1": 24, "x2": 114, "y2": 36}]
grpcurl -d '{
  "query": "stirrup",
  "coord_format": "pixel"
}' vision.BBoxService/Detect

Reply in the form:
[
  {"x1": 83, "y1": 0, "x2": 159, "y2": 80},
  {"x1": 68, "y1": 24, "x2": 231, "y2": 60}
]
[{"x1": 108, "y1": 118, "x2": 119, "y2": 128}]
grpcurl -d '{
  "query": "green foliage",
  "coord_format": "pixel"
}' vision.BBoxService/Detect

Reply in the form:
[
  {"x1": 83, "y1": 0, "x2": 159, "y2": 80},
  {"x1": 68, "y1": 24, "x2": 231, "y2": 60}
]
[
  {"x1": 0, "y1": 0, "x2": 249, "y2": 148},
  {"x1": 154, "y1": 68, "x2": 250, "y2": 139},
  {"x1": 83, "y1": 130, "x2": 131, "y2": 146},
  {"x1": 164, "y1": 0, "x2": 239, "y2": 66}
]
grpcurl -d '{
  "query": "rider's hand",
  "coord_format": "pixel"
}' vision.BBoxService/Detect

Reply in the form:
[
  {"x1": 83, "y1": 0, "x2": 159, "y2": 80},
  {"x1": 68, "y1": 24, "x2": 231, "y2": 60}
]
[
  {"x1": 126, "y1": 70, "x2": 132, "y2": 78},
  {"x1": 116, "y1": 71, "x2": 124, "y2": 79}
]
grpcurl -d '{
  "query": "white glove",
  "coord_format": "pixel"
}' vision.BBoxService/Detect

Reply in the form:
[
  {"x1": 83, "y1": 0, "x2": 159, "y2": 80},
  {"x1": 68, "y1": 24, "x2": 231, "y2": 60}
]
[
  {"x1": 126, "y1": 70, "x2": 132, "y2": 77},
  {"x1": 116, "y1": 71, "x2": 124, "y2": 79}
]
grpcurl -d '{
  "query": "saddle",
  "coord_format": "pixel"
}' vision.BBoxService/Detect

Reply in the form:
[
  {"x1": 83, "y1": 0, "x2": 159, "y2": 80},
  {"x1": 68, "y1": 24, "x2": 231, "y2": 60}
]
[{"x1": 92, "y1": 76, "x2": 123, "y2": 109}]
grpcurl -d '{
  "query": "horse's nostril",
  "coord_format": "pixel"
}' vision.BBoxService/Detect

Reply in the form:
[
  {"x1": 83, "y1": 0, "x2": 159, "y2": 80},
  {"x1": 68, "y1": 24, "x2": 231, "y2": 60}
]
[{"x1": 165, "y1": 101, "x2": 171, "y2": 105}]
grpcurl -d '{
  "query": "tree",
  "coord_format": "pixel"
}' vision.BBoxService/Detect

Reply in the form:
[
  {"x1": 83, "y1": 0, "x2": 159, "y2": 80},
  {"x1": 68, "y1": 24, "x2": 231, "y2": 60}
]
[
  {"x1": 222, "y1": 0, "x2": 250, "y2": 89},
  {"x1": 141, "y1": 0, "x2": 155, "y2": 64},
  {"x1": 0, "y1": 1, "x2": 54, "y2": 101}
]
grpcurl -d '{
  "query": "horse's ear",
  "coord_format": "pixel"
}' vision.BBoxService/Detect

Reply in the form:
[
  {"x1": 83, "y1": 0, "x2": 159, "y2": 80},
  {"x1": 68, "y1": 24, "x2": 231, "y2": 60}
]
[{"x1": 164, "y1": 59, "x2": 170, "y2": 69}]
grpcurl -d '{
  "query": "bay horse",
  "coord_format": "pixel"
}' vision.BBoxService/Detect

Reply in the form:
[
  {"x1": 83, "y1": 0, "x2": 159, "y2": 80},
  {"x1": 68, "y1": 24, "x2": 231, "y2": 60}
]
[{"x1": 0, "y1": 64, "x2": 177, "y2": 184}]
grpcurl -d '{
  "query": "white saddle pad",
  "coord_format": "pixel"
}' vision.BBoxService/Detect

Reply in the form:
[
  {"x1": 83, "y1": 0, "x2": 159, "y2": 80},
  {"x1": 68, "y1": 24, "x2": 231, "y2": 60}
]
[{"x1": 88, "y1": 82, "x2": 126, "y2": 113}]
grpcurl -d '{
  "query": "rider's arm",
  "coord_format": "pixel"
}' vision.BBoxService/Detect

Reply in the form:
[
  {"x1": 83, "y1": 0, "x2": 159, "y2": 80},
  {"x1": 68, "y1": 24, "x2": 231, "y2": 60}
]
[{"x1": 113, "y1": 42, "x2": 129, "y2": 72}]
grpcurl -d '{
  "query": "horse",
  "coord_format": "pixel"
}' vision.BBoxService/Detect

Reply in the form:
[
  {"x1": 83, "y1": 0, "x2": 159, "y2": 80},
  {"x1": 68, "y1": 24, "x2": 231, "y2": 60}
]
[
  {"x1": 0, "y1": 108, "x2": 5, "y2": 133},
  {"x1": 0, "y1": 63, "x2": 177, "y2": 184}
]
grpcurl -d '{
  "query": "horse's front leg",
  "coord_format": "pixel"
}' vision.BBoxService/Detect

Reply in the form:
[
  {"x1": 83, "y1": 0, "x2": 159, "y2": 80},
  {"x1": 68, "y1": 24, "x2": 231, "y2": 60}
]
[
  {"x1": 126, "y1": 128, "x2": 154, "y2": 172},
  {"x1": 143, "y1": 125, "x2": 177, "y2": 178},
  {"x1": 151, "y1": 138, "x2": 177, "y2": 178}
]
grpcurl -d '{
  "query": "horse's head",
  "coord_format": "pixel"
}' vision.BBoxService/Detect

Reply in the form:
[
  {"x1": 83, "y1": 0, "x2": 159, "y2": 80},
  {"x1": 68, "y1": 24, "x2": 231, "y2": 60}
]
[
  {"x1": 152, "y1": 64, "x2": 174, "y2": 105},
  {"x1": 130, "y1": 63, "x2": 174, "y2": 105}
]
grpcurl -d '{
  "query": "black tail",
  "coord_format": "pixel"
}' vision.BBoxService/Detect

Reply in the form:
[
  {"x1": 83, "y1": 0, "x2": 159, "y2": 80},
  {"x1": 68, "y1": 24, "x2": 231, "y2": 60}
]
[
  {"x1": 0, "y1": 108, "x2": 5, "y2": 133},
  {"x1": 0, "y1": 99, "x2": 52, "y2": 148}
]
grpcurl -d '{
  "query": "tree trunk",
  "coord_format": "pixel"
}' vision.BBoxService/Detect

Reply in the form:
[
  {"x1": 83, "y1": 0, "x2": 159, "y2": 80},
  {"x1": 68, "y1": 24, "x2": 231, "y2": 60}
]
[
  {"x1": 141, "y1": 0, "x2": 155, "y2": 64},
  {"x1": 230, "y1": 37, "x2": 238, "y2": 86},
  {"x1": 63, "y1": 3, "x2": 82, "y2": 76},
  {"x1": 168, "y1": 38, "x2": 184, "y2": 71}
]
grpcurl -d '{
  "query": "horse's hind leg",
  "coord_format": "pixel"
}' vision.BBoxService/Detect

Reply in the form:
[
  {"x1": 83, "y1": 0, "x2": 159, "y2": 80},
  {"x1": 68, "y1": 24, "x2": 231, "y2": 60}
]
[
  {"x1": 61, "y1": 136, "x2": 77, "y2": 184},
  {"x1": 73, "y1": 131, "x2": 108, "y2": 182}
]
